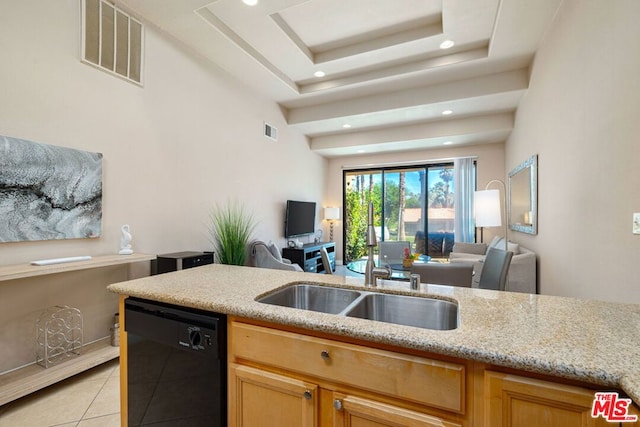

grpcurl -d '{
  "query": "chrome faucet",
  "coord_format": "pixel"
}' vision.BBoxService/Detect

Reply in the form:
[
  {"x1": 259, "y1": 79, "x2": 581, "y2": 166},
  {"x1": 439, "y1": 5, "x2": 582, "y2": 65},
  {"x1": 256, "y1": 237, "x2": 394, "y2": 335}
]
[
  {"x1": 371, "y1": 264, "x2": 392, "y2": 287},
  {"x1": 364, "y1": 202, "x2": 392, "y2": 287}
]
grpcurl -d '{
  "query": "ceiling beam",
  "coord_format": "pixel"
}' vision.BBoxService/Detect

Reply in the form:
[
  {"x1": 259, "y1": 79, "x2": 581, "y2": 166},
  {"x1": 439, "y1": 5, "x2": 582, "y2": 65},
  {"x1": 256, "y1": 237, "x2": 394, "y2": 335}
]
[
  {"x1": 287, "y1": 68, "x2": 528, "y2": 125},
  {"x1": 309, "y1": 112, "x2": 514, "y2": 151},
  {"x1": 298, "y1": 45, "x2": 488, "y2": 94},
  {"x1": 312, "y1": 20, "x2": 443, "y2": 64},
  {"x1": 196, "y1": 7, "x2": 299, "y2": 92}
]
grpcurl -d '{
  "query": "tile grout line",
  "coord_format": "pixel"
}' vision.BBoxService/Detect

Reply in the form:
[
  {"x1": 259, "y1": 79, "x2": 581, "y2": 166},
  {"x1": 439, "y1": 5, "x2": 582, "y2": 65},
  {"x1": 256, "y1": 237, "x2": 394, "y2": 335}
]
[
  {"x1": 77, "y1": 365, "x2": 116, "y2": 424},
  {"x1": 46, "y1": 371, "x2": 110, "y2": 427},
  {"x1": 0, "y1": 361, "x2": 120, "y2": 427}
]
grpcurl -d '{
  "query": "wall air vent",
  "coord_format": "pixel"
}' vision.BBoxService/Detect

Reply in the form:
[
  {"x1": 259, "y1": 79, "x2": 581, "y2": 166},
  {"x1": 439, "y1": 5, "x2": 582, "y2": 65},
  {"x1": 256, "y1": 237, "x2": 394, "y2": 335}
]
[
  {"x1": 81, "y1": 0, "x2": 144, "y2": 85},
  {"x1": 264, "y1": 122, "x2": 278, "y2": 141}
]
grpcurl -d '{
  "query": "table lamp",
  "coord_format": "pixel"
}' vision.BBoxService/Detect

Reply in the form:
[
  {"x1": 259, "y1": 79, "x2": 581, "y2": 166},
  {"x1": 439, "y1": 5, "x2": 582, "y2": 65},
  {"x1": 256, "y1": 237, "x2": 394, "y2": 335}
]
[{"x1": 324, "y1": 207, "x2": 340, "y2": 241}]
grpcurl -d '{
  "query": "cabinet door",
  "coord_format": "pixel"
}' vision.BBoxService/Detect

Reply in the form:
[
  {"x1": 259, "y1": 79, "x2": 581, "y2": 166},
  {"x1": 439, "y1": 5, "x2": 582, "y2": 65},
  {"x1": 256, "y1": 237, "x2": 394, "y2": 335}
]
[
  {"x1": 229, "y1": 363, "x2": 318, "y2": 427},
  {"x1": 484, "y1": 371, "x2": 611, "y2": 427},
  {"x1": 332, "y1": 393, "x2": 462, "y2": 427},
  {"x1": 628, "y1": 404, "x2": 640, "y2": 426}
]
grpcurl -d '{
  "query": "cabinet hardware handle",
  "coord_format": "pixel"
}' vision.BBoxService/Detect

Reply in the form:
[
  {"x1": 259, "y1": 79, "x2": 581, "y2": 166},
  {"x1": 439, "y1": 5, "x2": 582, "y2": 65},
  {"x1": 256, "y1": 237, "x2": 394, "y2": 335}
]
[
  {"x1": 333, "y1": 399, "x2": 343, "y2": 410},
  {"x1": 303, "y1": 390, "x2": 313, "y2": 400},
  {"x1": 320, "y1": 350, "x2": 330, "y2": 360}
]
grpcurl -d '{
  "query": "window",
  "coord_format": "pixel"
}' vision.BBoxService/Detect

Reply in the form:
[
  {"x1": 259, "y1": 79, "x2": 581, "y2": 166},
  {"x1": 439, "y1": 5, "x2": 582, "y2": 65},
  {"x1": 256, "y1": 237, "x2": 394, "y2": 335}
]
[
  {"x1": 343, "y1": 162, "x2": 475, "y2": 262},
  {"x1": 82, "y1": 0, "x2": 144, "y2": 85}
]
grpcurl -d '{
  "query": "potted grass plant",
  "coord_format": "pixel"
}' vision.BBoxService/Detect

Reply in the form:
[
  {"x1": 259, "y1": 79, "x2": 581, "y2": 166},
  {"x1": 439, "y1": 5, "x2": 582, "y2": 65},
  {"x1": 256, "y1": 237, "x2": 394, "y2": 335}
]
[{"x1": 208, "y1": 201, "x2": 256, "y2": 266}]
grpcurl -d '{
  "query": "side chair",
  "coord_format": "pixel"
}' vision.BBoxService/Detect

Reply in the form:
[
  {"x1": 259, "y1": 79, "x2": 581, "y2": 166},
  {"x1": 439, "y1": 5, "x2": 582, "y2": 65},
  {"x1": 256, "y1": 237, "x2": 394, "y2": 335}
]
[
  {"x1": 320, "y1": 246, "x2": 333, "y2": 274},
  {"x1": 410, "y1": 262, "x2": 474, "y2": 287},
  {"x1": 478, "y1": 247, "x2": 513, "y2": 291}
]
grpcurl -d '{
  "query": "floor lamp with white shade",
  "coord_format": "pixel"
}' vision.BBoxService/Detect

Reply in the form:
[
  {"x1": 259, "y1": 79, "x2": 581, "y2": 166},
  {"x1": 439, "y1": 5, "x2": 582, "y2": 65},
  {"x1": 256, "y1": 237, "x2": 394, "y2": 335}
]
[{"x1": 474, "y1": 180, "x2": 508, "y2": 251}]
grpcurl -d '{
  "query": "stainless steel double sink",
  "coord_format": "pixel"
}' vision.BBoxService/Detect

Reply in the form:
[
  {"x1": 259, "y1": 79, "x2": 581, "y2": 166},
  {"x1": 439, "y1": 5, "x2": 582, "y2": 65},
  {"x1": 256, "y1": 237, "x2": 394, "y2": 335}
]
[{"x1": 256, "y1": 284, "x2": 458, "y2": 330}]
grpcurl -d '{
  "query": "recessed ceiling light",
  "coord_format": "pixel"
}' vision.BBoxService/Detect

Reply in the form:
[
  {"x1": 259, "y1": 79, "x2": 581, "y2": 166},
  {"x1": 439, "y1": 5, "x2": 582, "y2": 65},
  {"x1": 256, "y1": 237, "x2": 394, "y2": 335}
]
[
  {"x1": 440, "y1": 40, "x2": 455, "y2": 49},
  {"x1": 242, "y1": 0, "x2": 258, "y2": 5},
  {"x1": 443, "y1": 141, "x2": 453, "y2": 145},
  {"x1": 314, "y1": 71, "x2": 325, "y2": 78},
  {"x1": 343, "y1": 124, "x2": 351, "y2": 129},
  {"x1": 442, "y1": 109, "x2": 453, "y2": 115},
  {"x1": 357, "y1": 149, "x2": 365, "y2": 153}
]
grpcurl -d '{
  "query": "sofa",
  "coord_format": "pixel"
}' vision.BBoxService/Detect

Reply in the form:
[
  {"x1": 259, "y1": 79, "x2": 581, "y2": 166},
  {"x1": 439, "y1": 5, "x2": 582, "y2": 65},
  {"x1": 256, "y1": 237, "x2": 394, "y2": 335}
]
[{"x1": 448, "y1": 237, "x2": 537, "y2": 293}]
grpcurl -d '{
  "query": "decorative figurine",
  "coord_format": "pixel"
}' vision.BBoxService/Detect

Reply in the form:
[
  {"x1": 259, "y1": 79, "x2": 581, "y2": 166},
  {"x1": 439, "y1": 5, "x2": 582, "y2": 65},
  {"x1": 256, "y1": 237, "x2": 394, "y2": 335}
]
[{"x1": 119, "y1": 224, "x2": 133, "y2": 255}]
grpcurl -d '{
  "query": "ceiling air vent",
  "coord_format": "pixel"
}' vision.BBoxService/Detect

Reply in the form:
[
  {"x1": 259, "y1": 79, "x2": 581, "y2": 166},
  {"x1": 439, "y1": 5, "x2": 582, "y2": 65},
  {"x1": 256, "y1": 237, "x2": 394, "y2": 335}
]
[
  {"x1": 81, "y1": 0, "x2": 144, "y2": 85},
  {"x1": 264, "y1": 122, "x2": 278, "y2": 141}
]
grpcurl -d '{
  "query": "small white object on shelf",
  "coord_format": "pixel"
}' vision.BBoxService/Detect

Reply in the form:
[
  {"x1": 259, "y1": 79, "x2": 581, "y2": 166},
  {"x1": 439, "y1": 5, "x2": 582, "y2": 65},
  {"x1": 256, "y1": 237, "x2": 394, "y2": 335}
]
[
  {"x1": 119, "y1": 224, "x2": 133, "y2": 255},
  {"x1": 31, "y1": 256, "x2": 92, "y2": 266}
]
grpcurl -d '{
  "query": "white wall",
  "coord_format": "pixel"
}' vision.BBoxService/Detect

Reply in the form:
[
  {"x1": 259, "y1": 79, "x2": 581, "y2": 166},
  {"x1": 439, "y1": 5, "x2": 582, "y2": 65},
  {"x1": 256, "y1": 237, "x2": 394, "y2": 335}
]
[
  {"x1": 326, "y1": 143, "x2": 505, "y2": 263},
  {"x1": 0, "y1": 0, "x2": 325, "y2": 373},
  {"x1": 0, "y1": 0, "x2": 326, "y2": 264},
  {"x1": 506, "y1": 0, "x2": 640, "y2": 302}
]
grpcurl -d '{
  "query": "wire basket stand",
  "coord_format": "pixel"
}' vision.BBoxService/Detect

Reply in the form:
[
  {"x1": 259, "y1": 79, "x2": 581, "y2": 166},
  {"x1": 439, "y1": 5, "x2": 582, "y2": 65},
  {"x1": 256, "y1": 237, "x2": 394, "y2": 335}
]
[{"x1": 36, "y1": 305, "x2": 83, "y2": 368}]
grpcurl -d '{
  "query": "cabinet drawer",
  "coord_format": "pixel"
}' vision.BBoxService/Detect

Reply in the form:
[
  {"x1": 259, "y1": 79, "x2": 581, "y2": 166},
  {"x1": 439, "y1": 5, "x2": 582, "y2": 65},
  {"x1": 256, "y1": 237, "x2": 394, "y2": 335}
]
[{"x1": 230, "y1": 322, "x2": 465, "y2": 413}]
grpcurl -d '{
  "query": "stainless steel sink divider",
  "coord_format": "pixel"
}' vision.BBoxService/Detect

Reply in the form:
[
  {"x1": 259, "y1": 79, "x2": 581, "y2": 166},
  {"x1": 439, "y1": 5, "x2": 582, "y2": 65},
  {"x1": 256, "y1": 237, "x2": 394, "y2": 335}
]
[
  {"x1": 334, "y1": 289, "x2": 375, "y2": 315},
  {"x1": 335, "y1": 291, "x2": 367, "y2": 316}
]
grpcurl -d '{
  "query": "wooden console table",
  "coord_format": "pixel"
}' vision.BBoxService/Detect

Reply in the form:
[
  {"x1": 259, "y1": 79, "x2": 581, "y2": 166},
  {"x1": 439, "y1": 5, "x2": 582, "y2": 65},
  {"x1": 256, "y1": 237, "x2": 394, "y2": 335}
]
[{"x1": 0, "y1": 253, "x2": 155, "y2": 406}]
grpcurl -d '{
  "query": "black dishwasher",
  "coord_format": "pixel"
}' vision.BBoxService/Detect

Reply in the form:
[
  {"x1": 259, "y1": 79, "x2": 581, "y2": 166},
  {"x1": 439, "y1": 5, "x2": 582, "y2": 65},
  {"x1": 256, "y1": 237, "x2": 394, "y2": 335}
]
[{"x1": 124, "y1": 297, "x2": 226, "y2": 427}]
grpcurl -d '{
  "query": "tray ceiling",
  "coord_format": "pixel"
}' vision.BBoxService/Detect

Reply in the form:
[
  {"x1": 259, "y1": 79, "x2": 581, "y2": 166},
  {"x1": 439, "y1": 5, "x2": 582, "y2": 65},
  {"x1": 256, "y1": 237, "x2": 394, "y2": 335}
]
[{"x1": 117, "y1": 0, "x2": 562, "y2": 157}]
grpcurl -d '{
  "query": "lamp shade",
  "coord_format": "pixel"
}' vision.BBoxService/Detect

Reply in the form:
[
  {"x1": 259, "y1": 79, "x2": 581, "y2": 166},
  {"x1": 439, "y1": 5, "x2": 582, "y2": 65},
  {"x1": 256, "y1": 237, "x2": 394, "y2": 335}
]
[
  {"x1": 324, "y1": 207, "x2": 340, "y2": 221},
  {"x1": 474, "y1": 189, "x2": 501, "y2": 227}
]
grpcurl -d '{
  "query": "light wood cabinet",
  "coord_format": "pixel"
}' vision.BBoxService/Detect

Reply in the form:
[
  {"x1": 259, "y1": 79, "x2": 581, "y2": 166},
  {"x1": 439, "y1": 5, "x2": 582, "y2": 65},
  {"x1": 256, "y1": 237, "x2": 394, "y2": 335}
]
[
  {"x1": 628, "y1": 404, "x2": 640, "y2": 426},
  {"x1": 228, "y1": 319, "x2": 469, "y2": 427},
  {"x1": 228, "y1": 318, "x2": 639, "y2": 427},
  {"x1": 484, "y1": 370, "x2": 612, "y2": 427},
  {"x1": 230, "y1": 321, "x2": 465, "y2": 413},
  {"x1": 229, "y1": 363, "x2": 318, "y2": 427},
  {"x1": 332, "y1": 392, "x2": 462, "y2": 427}
]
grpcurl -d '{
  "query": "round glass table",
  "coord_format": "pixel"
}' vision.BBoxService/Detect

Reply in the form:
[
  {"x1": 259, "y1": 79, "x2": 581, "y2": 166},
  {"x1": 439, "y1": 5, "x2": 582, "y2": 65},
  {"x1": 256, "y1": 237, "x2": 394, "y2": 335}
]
[{"x1": 346, "y1": 255, "x2": 432, "y2": 281}]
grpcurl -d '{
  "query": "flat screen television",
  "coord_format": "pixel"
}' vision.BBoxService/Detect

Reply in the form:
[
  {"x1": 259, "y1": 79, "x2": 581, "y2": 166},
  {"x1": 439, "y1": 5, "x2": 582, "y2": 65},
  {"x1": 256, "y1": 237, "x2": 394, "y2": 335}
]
[{"x1": 284, "y1": 200, "x2": 316, "y2": 238}]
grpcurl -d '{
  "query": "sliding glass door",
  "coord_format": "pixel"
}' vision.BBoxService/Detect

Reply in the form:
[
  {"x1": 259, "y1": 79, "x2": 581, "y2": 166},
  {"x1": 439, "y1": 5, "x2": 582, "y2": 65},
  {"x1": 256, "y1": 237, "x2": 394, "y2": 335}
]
[
  {"x1": 380, "y1": 167, "x2": 425, "y2": 243},
  {"x1": 344, "y1": 163, "x2": 466, "y2": 263},
  {"x1": 424, "y1": 165, "x2": 455, "y2": 259}
]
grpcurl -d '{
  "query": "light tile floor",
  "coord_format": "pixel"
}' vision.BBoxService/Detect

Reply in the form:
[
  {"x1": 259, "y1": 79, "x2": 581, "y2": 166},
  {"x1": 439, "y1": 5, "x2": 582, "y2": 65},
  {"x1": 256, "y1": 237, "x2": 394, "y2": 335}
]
[{"x1": 0, "y1": 359, "x2": 121, "y2": 427}]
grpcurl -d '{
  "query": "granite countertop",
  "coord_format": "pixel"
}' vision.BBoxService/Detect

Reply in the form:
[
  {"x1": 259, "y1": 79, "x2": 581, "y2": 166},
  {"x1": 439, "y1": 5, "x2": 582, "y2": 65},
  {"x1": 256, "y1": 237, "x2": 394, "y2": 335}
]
[{"x1": 107, "y1": 264, "x2": 640, "y2": 404}]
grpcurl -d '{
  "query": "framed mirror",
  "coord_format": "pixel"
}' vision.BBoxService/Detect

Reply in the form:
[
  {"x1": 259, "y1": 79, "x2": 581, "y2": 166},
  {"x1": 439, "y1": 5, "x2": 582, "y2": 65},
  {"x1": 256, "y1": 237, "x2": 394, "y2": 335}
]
[{"x1": 509, "y1": 154, "x2": 538, "y2": 235}]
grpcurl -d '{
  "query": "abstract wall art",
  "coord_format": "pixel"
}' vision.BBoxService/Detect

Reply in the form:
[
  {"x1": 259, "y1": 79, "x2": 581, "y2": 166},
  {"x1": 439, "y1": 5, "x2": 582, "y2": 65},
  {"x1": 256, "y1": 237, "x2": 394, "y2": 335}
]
[{"x1": 0, "y1": 135, "x2": 103, "y2": 242}]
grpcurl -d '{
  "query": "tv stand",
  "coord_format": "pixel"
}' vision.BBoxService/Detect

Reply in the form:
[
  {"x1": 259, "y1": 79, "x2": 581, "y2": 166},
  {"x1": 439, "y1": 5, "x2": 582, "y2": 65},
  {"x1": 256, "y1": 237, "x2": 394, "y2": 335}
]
[{"x1": 282, "y1": 242, "x2": 335, "y2": 273}]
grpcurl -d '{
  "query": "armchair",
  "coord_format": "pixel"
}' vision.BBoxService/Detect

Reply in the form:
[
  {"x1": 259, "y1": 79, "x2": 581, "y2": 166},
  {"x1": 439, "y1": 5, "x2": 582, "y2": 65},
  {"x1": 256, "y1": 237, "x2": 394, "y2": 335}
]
[{"x1": 248, "y1": 241, "x2": 303, "y2": 272}]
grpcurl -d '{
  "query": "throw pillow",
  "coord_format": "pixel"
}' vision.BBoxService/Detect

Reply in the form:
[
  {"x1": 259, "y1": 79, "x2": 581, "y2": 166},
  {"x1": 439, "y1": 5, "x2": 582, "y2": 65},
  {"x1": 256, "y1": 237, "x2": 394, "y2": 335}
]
[
  {"x1": 507, "y1": 242, "x2": 520, "y2": 255},
  {"x1": 490, "y1": 237, "x2": 520, "y2": 255},
  {"x1": 267, "y1": 241, "x2": 283, "y2": 262}
]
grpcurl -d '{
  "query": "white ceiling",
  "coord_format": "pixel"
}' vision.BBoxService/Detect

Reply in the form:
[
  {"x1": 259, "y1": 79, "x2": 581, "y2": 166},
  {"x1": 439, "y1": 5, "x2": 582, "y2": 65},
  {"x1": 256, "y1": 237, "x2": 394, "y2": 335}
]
[{"x1": 117, "y1": 0, "x2": 562, "y2": 157}]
